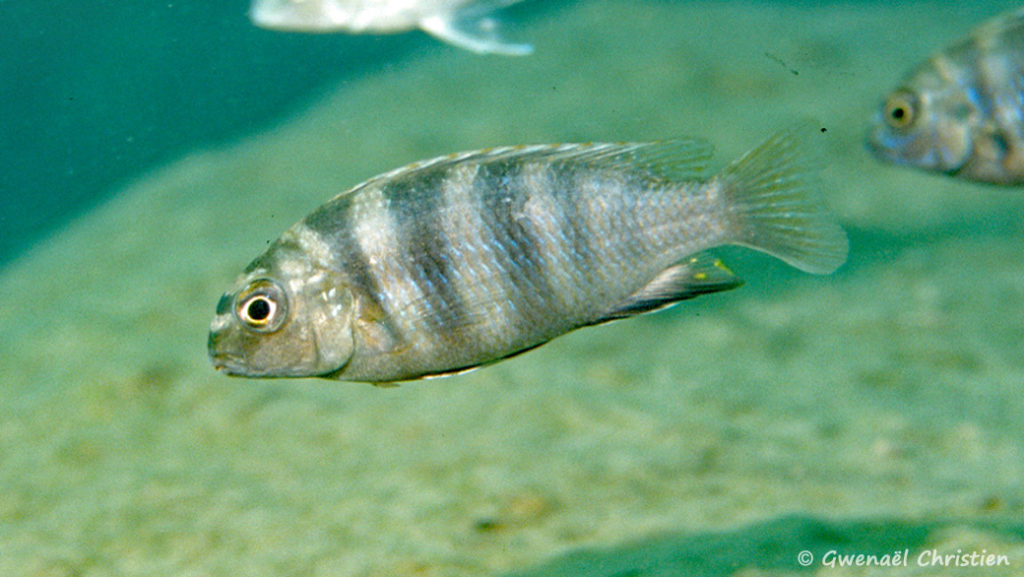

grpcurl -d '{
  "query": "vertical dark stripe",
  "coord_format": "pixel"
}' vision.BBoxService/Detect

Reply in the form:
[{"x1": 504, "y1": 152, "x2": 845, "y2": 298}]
[
  {"x1": 386, "y1": 167, "x2": 468, "y2": 333},
  {"x1": 302, "y1": 194, "x2": 400, "y2": 342},
  {"x1": 954, "y1": 22, "x2": 1022, "y2": 181},
  {"x1": 478, "y1": 161, "x2": 557, "y2": 321},
  {"x1": 552, "y1": 164, "x2": 598, "y2": 291},
  {"x1": 980, "y1": 45, "x2": 1022, "y2": 168}
]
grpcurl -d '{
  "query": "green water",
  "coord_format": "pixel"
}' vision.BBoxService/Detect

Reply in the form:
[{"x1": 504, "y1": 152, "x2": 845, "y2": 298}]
[{"x1": 2, "y1": 1, "x2": 1023, "y2": 575}]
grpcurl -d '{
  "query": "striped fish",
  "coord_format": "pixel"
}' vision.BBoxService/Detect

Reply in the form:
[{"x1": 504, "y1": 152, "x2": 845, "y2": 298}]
[
  {"x1": 869, "y1": 8, "x2": 1024, "y2": 184},
  {"x1": 208, "y1": 131, "x2": 848, "y2": 384}
]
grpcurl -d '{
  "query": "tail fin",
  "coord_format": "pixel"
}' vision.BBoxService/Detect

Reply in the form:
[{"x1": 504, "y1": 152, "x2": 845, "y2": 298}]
[{"x1": 714, "y1": 130, "x2": 849, "y2": 274}]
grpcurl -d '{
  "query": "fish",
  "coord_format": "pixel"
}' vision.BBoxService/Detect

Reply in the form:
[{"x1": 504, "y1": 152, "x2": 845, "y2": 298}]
[
  {"x1": 208, "y1": 130, "x2": 848, "y2": 384},
  {"x1": 250, "y1": 0, "x2": 533, "y2": 56},
  {"x1": 868, "y1": 8, "x2": 1024, "y2": 184}
]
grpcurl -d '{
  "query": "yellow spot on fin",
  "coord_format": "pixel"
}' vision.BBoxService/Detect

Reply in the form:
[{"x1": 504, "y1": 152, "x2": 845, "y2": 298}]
[{"x1": 594, "y1": 253, "x2": 743, "y2": 324}]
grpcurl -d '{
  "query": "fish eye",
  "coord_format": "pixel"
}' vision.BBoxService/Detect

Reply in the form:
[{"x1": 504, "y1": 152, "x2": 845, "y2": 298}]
[
  {"x1": 244, "y1": 296, "x2": 273, "y2": 322},
  {"x1": 883, "y1": 91, "x2": 918, "y2": 130},
  {"x1": 234, "y1": 279, "x2": 288, "y2": 333}
]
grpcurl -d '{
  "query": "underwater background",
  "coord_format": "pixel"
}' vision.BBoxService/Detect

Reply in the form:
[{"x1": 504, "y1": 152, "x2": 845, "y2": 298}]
[{"x1": 3, "y1": 0, "x2": 1024, "y2": 575}]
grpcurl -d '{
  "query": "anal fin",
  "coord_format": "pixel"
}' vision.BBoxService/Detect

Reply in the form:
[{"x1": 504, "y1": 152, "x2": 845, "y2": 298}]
[{"x1": 595, "y1": 254, "x2": 743, "y2": 324}]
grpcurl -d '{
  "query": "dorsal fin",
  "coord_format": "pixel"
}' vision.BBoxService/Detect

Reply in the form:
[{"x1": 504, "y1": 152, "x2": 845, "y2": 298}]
[
  {"x1": 593, "y1": 254, "x2": 743, "y2": 325},
  {"x1": 606, "y1": 139, "x2": 714, "y2": 182},
  {"x1": 530, "y1": 139, "x2": 715, "y2": 182},
  {"x1": 520, "y1": 139, "x2": 714, "y2": 182},
  {"x1": 343, "y1": 139, "x2": 714, "y2": 200}
]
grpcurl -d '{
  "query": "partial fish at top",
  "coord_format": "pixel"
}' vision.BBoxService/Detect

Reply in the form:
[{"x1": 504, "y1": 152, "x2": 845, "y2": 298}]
[
  {"x1": 250, "y1": 0, "x2": 533, "y2": 55},
  {"x1": 869, "y1": 8, "x2": 1024, "y2": 184}
]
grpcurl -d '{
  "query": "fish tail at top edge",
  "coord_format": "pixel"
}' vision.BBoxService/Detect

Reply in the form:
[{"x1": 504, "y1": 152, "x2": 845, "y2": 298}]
[
  {"x1": 714, "y1": 129, "x2": 849, "y2": 275},
  {"x1": 420, "y1": 0, "x2": 533, "y2": 56}
]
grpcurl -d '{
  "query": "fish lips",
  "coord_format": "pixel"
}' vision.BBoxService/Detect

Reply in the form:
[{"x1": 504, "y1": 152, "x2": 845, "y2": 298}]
[{"x1": 207, "y1": 327, "x2": 247, "y2": 376}]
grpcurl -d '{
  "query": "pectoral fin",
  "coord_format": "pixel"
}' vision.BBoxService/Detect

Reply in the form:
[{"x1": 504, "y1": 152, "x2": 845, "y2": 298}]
[
  {"x1": 352, "y1": 294, "x2": 405, "y2": 356},
  {"x1": 594, "y1": 255, "x2": 743, "y2": 324}
]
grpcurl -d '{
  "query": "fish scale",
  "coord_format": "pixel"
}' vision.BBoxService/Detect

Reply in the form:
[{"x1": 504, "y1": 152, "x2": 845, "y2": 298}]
[{"x1": 209, "y1": 131, "x2": 847, "y2": 383}]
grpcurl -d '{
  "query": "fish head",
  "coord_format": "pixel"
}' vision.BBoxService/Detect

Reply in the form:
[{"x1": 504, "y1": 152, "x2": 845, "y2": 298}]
[
  {"x1": 868, "y1": 73, "x2": 977, "y2": 176},
  {"x1": 208, "y1": 237, "x2": 356, "y2": 378}
]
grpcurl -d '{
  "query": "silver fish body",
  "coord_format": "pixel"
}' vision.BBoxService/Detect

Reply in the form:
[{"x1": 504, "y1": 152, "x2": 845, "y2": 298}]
[
  {"x1": 209, "y1": 132, "x2": 848, "y2": 384},
  {"x1": 250, "y1": 0, "x2": 532, "y2": 56},
  {"x1": 869, "y1": 8, "x2": 1024, "y2": 184}
]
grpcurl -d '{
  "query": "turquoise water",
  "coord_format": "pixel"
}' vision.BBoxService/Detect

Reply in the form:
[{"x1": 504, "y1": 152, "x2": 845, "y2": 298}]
[
  {"x1": 3, "y1": 1, "x2": 1024, "y2": 575},
  {"x1": 0, "y1": 2, "x2": 431, "y2": 265}
]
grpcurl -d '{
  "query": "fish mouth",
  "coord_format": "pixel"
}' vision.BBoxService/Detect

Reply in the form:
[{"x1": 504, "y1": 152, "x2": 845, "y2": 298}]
[
  {"x1": 865, "y1": 116, "x2": 898, "y2": 159},
  {"x1": 208, "y1": 346, "x2": 301, "y2": 379},
  {"x1": 209, "y1": 352, "x2": 246, "y2": 376},
  {"x1": 207, "y1": 329, "x2": 246, "y2": 376}
]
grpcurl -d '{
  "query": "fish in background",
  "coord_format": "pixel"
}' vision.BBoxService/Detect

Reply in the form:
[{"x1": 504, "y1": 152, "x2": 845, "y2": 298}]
[
  {"x1": 869, "y1": 8, "x2": 1024, "y2": 184},
  {"x1": 209, "y1": 131, "x2": 848, "y2": 384},
  {"x1": 250, "y1": 0, "x2": 533, "y2": 56}
]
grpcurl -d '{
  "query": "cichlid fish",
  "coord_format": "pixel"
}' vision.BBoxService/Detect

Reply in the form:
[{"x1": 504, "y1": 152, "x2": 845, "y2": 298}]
[
  {"x1": 250, "y1": 0, "x2": 533, "y2": 56},
  {"x1": 208, "y1": 131, "x2": 848, "y2": 384},
  {"x1": 869, "y1": 8, "x2": 1024, "y2": 184}
]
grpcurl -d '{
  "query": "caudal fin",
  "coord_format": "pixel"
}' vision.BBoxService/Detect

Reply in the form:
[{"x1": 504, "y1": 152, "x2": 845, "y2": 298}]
[
  {"x1": 420, "y1": 1, "x2": 533, "y2": 56},
  {"x1": 715, "y1": 130, "x2": 849, "y2": 274}
]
